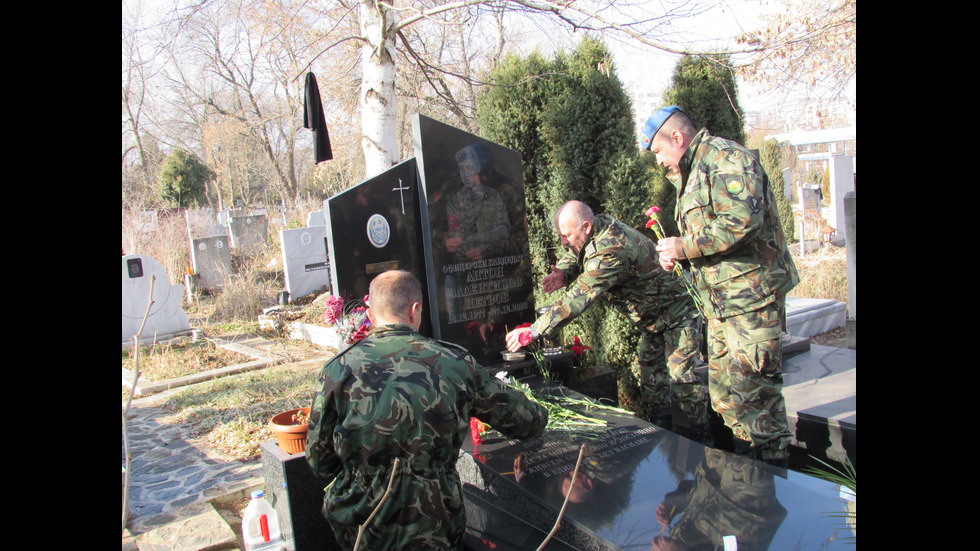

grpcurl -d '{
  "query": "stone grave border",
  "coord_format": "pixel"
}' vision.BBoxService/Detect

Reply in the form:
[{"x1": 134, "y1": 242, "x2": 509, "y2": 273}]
[{"x1": 122, "y1": 336, "x2": 302, "y2": 395}]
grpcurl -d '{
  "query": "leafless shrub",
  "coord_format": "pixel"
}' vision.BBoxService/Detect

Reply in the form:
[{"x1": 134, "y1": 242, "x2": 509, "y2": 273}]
[{"x1": 788, "y1": 244, "x2": 849, "y2": 313}]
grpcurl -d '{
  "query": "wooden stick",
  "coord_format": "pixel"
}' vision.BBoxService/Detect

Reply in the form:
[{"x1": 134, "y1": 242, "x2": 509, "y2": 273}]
[
  {"x1": 123, "y1": 275, "x2": 156, "y2": 535},
  {"x1": 354, "y1": 458, "x2": 401, "y2": 551},
  {"x1": 536, "y1": 443, "x2": 587, "y2": 551}
]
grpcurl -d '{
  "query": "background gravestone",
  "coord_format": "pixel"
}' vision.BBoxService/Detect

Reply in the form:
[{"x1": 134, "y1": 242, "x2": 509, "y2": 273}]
[
  {"x1": 801, "y1": 183, "x2": 821, "y2": 211},
  {"x1": 827, "y1": 155, "x2": 854, "y2": 244},
  {"x1": 325, "y1": 158, "x2": 432, "y2": 337},
  {"x1": 280, "y1": 225, "x2": 331, "y2": 301},
  {"x1": 190, "y1": 235, "x2": 232, "y2": 292},
  {"x1": 412, "y1": 114, "x2": 535, "y2": 366},
  {"x1": 184, "y1": 207, "x2": 225, "y2": 238},
  {"x1": 227, "y1": 214, "x2": 268, "y2": 255},
  {"x1": 306, "y1": 209, "x2": 325, "y2": 227},
  {"x1": 122, "y1": 254, "x2": 190, "y2": 344}
]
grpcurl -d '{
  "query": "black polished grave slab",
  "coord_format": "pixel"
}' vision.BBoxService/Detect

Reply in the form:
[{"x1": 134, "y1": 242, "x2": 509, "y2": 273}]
[
  {"x1": 459, "y1": 377, "x2": 855, "y2": 550},
  {"x1": 325, "y1": 158, "x2": 432, "y2": 336},
  {"x1": 413, "y1": 114, "x2": 536, "y2": 366},
  {"x1": 260, "y1": 441, "x2": 338, "y2": 551}
]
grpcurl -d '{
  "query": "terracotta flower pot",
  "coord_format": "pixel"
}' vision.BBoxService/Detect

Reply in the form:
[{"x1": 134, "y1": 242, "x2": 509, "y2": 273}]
[{"x1": 269, "y1": 407, "x2": 311, "y2": 455}]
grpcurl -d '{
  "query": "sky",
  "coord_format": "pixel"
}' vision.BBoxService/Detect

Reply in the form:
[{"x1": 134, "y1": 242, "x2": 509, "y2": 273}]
[{"x1": 500, "y1": 0, "x2": 814, "y2": 113}]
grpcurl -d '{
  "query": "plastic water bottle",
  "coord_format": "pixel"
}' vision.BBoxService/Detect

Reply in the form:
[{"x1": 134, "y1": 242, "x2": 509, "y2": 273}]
[{"x1": 242, "y1": 489, "x2": 283, "y2": 551}]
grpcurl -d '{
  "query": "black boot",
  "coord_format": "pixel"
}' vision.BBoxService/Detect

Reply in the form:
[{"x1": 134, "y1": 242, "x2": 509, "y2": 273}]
[
  {"x1": 675, "y1": 423, "x2": 714, "y2": 447},
  {"x1": 733, "y1": 437, "x2": 754, "y2": 457},
  {"x1": 648, "y1": 411, "x2": 674, "y2": 431}
]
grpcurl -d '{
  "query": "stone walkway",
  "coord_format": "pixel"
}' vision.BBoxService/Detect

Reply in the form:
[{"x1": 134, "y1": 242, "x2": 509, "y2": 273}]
[
  {"x1": 122, "y1": 393, "x2": 265, "y2": 550},
  {"x1": 122, "y1": 335, "x2": 333, "y2": 550}
]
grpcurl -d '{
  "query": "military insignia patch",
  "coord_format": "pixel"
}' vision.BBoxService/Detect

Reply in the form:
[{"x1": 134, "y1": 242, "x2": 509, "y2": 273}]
[
  {"x1": 366, "y1": 214, "x2": 390, "y2": 248},
  {"x1": 725, "y1": 176, "x2": 745, "y2": 195}
]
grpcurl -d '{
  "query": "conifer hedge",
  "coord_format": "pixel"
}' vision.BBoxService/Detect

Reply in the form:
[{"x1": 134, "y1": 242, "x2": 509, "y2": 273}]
[{"x1": 476, "y1": 38, "x2": 675, "y2": 404}]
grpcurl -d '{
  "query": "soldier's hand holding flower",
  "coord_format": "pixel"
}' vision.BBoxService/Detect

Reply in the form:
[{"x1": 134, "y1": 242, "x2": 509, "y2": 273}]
[
  {"x1": 655, "y1": 237, "x2": 682, "y2": 271},
  {"x1": 505, "y1": 325, "x2": 535, "y2": 352}
]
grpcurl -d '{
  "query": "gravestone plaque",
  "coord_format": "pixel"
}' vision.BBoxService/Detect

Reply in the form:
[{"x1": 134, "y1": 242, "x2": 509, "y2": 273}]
[
  {"x1": 122, "y1": 254, "x2": 190, "y2": 344},
  {"x1": 228, "y1": 214, "x2": 268, "y2": 255},
  {"x1": 460, "y1": 379, "x2": 855, "y2": 550},
  {"x1": 326, "y1": 158, "x2": 432, "y2": 336},
  {"x1": 190, "y1": 235, "x2": 233, "y2": 292},
  {"x1": 413, "y1": 114, "x2": 535, "y2": 366},
  {"x1": 280, "y1": 225, "x2": 331, "y2": 301}
]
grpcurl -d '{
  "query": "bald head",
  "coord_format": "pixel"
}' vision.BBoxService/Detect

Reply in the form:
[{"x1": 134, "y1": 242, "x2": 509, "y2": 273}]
[
  {"x1": 555, "y1": 201, "x2": 595, "y2": 255},
  {"x1": 368, "y1": 270, "x2": 424, "y2": 328},
  {"x1": 555, "y1": 200, "x2": 594, "y2": 230}
]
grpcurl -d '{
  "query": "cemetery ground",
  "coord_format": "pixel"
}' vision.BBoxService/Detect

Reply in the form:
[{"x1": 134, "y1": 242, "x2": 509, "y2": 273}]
[
  {"x1": 124, "y1": 242, "x2": 848, "y2": 459},
  {"x1": 123, "y1": 241, "x2": 850, "y2": 548}
]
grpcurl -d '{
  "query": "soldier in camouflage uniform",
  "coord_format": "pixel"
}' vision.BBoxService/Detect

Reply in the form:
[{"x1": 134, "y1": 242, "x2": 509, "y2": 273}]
[
  {"x1": 444, "y1": 145, "x2": 510, "y2": 262},
  {"x1": 504, "y1": 201, "x2": 710, "y2": 439},
  {"x1": 652, "y1": 447, "x2": 787, "y2": 550},
  {"x1": 640, "y1": 106, "x2": 800, "y2": 465},
  {"x1": 306, "y1": 270, "x2": 548, "y2": 550}
]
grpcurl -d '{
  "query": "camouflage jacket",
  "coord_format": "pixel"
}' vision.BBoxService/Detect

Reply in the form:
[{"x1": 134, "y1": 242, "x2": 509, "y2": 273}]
[
  {"x1": 306, "y1": 323, "x2": 548, "y2": 550},
  {"x1": 668, "y1": 129, "x2": 799, "y2": 318},
  {"x1": 531, "y1": 214, "x2": 695, "y2": 337}
]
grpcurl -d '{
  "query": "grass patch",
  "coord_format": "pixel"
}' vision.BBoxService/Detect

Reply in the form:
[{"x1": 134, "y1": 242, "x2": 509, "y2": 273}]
[
  {"x1": 788, "y1": 243, "x2": 849, "y2": 311},
  {"x1": 160, "y1": 364, "x2": 321, "y2": 460},
  {"x1": 123, "y1": 338, "x2": 254, "y2": 381}
]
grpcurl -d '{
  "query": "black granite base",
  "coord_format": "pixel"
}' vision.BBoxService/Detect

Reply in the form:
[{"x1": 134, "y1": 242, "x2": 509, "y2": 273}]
[
  {"x1": 460, "y1": 377, "x2": 855, "y2": 550},
  {"x1": 260, "y1": 441, "x2": 339, "y2": 551}
]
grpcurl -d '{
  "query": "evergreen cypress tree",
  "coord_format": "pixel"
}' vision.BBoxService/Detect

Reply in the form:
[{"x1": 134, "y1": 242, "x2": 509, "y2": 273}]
[
  {"x1": 760, "y1": 138, "x2": 796, "y2": 242},
  {"x1": 662, "y1": 54, "x2": 746, "y2": 145},
  {"x1": 476, "y1": 37, "x2": 661, "y2": 402},
  {"x1": 157, "y1": 149, "x2": 215, "y2": 208}
]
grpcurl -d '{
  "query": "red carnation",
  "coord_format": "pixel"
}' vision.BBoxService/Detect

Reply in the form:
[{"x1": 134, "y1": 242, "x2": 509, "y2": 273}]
[
  {"x1": 470, "y1": 417, "x2": 487, "y2": 446},
  {"x1": 518, "y1": 330, "x2": 534, "y2": 347}
]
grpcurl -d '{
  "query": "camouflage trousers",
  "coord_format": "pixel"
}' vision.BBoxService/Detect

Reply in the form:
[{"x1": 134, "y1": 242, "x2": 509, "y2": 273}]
[
  {"x1": 706, "y1": 300, "x2": 792, "y2": 460},
  {"x1": 632, "y1": 308, "x2": 710, "y2": 429}
]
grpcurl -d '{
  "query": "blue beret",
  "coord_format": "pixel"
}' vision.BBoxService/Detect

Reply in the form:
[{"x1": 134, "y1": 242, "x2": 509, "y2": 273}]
[{"x1": 639, "y1": 106, "x2": 682, "y2": 151}]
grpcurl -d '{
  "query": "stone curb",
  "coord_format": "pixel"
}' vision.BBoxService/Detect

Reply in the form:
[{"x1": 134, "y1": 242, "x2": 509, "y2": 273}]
[{"x1": 122, "y1": 337, "x2": 292, "y2": 395}]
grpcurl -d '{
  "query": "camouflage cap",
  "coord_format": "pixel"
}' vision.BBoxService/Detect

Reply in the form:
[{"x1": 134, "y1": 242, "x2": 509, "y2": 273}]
[{"x1": 639, "y1": 106, "x2": 682, "y2": 151}]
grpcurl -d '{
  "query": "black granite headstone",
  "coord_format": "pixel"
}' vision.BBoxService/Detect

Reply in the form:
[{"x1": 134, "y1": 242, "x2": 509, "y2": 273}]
[
  {"x1": 413, "y1": 114, "x2": 536, "y2": 366},
  {"x1": 325, "y1": 158, "x2": 432, "y2": 336},
  {"x1": 459, "y1": 378, "x2": 855, "y2": 551},
  {"x1": 260, "y1": 441, "x2": 338, "y2": 551}
]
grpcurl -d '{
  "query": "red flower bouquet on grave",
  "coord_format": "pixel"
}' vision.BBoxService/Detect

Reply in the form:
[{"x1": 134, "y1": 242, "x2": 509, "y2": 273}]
[
  {"x1": 568, "y1": 335, "x2": 593, "y2": 367},
  {"x1": 321, "y1": 294, "x2": 372, "y2": 345}
]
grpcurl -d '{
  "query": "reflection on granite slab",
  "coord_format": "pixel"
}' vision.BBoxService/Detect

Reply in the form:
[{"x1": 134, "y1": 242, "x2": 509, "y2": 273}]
[{"x1": 460, "y1": 377, "x2": 854, "y2": 550}]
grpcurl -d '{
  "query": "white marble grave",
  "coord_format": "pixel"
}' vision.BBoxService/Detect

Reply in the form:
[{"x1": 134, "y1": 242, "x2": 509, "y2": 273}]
[
  {"x1": 280, "y1": 226, "x2": 330, "y2": 301},
  {"x1": 306, "y1": 209, "x2": 325, "y2": 227},
  {"x1": 122, "y1": 254, "x2": 190, "y2": 344},
  {"x1": 785, "y1": 296, "x2": 846, "y2": 339}
]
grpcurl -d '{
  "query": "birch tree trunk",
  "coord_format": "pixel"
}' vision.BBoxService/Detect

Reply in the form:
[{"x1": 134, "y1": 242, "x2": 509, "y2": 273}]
[{"x1": 360, "y1": 0, "x2": 399, "y2": 177}]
